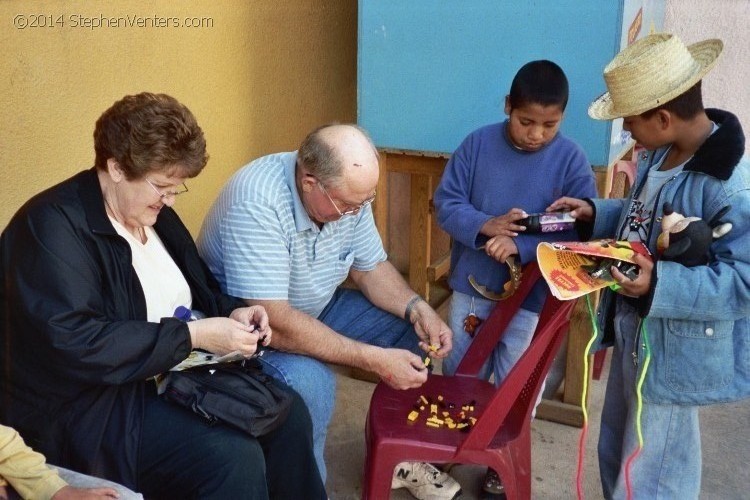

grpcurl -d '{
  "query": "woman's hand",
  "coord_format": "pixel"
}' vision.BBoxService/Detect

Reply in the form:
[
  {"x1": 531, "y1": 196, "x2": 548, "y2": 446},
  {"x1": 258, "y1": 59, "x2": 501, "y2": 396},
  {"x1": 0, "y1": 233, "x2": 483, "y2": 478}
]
[
  {"x1": 187, "y1": 317, "x2": 260, "y2": 357},
  {"x1": 230, "y1": 305, "x2": 272, "y2": 347}
]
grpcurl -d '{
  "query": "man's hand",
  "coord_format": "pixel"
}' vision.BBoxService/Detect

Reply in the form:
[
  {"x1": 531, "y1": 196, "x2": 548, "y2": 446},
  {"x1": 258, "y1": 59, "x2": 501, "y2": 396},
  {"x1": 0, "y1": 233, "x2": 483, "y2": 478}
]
[
  {"x1": 484, "y1": 235, "x2": 518, "y2": 263},
  {"x1": 370, "y1": 348, "x2": 429, "y2": 390},
  {"x1": 480, "y1": 208, "x2": 528, "y2": 237},
  {"x1": 52, "y1": 485, "x2": 120, "y2": 499},
  {"x1": 547, "y1": 197, "x2": 593, "y2": 222},
  {"x1": 409, "y1": 300, "x2": 452, "y2": 358},
  {"x1": 611, "y1": 253, "x2": 653, "y2": 297}
]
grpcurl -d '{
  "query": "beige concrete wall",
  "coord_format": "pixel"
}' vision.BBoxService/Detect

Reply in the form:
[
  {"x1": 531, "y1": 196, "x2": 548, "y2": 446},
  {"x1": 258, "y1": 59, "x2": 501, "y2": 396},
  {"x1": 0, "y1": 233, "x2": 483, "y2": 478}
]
[
  {"x1": 0, "y1": 1, "x2": 356, "y2": 233},
  {"x1": 665, "y1": 0, "x2": 750, "y2": 152}
]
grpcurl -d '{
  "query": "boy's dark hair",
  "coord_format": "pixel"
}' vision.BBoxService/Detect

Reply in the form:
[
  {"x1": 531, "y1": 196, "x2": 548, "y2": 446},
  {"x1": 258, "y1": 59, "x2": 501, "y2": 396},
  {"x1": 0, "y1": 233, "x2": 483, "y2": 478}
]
[
  {"x1": 640, "y1": 81, "x2": 704, "y2": 120},
  {"x1": 508, "y1": 60, "x2": 569, "y2": 111}
]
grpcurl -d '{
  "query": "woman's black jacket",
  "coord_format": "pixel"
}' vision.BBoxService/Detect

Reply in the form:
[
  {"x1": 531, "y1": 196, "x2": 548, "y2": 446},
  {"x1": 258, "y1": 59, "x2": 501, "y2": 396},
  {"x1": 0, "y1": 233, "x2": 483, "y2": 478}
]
[{"x1": 0, "y1": 168, "x2": 244, "y2": 488}]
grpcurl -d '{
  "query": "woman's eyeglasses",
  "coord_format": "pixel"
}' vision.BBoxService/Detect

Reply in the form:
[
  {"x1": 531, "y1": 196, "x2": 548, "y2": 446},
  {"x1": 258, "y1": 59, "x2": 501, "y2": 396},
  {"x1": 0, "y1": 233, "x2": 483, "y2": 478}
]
[{"x1": 145, "y1": 178, "x2": 189, "y2": 200}]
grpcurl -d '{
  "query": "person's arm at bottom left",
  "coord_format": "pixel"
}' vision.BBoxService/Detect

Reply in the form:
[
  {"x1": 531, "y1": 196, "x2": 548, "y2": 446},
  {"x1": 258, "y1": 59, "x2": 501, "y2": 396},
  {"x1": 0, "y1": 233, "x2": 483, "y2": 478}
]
[{"x1": 0, "y1": 425, "x2": 119, "y2": 500}]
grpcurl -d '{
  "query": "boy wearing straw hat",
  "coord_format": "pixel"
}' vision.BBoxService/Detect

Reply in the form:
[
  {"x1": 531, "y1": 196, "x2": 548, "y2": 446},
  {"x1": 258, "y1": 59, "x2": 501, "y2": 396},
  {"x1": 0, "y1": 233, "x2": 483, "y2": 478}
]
[{"x1": 550, "y1": 33, "x2": 750, "y2": 498}]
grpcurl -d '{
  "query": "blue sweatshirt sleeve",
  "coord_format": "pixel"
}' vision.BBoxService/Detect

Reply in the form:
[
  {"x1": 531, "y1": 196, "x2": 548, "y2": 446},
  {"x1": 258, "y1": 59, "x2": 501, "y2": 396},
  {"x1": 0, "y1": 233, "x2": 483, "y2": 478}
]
[{"x1": 434, "y1": 134, "x2": 493, "y2": 249}]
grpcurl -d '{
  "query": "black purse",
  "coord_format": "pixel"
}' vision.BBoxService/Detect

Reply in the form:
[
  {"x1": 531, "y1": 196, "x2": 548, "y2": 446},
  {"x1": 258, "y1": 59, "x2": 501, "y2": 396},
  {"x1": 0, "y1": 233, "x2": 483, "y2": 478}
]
[{"x1": 159, "y1": 358, "x2": 293, "y2": 437}]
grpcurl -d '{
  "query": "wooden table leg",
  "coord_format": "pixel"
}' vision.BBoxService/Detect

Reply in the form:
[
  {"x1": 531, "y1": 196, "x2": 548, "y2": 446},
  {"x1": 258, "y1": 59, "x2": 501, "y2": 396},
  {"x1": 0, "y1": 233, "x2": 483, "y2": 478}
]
[
  {"x1": 536, "y1": 294, "x2": 598, "y2": 427},
  {"x1": 408, "y1": 174, "x2": 432, "y2": 300},
  {"x1": 374, "y1": 152, "x2": 390, "y2": 249}
]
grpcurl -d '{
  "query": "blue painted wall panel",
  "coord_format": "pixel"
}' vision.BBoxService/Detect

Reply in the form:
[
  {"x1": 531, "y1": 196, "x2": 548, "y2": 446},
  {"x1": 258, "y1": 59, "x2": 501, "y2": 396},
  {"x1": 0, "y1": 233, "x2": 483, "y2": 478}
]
[{"x1": 358, "y1": 1, "x2": 663, "y2": 165}]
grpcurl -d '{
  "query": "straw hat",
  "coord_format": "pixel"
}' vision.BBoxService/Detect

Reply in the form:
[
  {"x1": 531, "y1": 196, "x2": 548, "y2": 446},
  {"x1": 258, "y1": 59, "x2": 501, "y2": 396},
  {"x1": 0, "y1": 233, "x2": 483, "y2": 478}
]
[{"x1": 588, "y1": 33, "x2": 723, "y2": 120}]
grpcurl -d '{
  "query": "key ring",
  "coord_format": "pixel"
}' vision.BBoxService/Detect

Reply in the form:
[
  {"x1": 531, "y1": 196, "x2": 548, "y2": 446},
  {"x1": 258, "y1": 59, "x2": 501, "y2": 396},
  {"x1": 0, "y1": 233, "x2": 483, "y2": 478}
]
[{"x1": 463, "y1": 296, "x2": 482, "y2": 337}]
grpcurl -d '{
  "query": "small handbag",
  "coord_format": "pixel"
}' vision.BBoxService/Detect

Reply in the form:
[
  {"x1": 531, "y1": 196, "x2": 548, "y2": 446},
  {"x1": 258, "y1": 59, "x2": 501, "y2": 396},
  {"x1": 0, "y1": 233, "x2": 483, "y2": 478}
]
[{"x1": 159, "y1": 358, "x2": 293, "y2": 437}]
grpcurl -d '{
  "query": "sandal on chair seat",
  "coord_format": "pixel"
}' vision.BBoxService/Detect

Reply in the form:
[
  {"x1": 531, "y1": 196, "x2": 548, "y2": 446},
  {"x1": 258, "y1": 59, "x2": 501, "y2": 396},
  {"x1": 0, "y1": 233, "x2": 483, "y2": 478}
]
[{"x1": 482, "y1": 468, "x2": 505, "y2": 495}]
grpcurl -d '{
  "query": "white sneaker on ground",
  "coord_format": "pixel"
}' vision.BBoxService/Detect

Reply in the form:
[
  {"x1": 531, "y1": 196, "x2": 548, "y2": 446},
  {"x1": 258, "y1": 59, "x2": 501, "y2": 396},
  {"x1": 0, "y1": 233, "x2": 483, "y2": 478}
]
[{"x1": 391, "y1": 461, "x2": 462, "y2": 500}]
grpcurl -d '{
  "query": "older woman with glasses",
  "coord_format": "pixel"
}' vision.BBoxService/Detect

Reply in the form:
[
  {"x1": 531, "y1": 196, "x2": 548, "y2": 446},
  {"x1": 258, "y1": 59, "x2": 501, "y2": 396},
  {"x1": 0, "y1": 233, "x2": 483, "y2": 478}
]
[{"x1": 0, "y1": 93, "x2": 326, "y2": 499}]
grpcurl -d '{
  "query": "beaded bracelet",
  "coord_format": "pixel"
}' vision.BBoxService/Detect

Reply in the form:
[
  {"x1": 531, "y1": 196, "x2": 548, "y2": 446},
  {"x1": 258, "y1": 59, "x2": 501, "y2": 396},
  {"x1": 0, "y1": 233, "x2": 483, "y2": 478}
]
[{"x1": 404, "y1": 294, "x2": 423, "y2": 323}]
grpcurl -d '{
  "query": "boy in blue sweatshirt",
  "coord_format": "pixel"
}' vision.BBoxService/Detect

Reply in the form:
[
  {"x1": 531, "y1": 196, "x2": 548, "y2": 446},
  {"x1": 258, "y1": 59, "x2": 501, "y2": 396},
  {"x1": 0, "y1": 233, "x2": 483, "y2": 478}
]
[{"x1": 434, "y1": 59, "x2": 597, "y2": 495}]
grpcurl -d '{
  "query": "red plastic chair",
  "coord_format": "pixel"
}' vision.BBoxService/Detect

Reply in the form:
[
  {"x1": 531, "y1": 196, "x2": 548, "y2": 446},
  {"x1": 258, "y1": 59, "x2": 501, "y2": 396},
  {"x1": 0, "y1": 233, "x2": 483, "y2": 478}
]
[{"x1": 362, "y1": 263, "x2": 577, "y2": 499}]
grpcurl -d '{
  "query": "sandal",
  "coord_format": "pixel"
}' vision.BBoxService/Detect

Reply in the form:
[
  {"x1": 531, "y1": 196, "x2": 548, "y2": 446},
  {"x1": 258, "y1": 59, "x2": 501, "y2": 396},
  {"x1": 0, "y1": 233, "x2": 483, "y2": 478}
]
[{"x1": 482, "y1": 468, "x2": 505, "y2": 495}]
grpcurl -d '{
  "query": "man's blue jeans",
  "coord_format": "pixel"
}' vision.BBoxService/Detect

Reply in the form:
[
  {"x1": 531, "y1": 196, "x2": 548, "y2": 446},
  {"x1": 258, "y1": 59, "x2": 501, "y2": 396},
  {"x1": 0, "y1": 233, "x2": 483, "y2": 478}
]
[
  {"x1": 598, "y1": 301, "x2": 701, "y2": 499},
  {"x1": 442, "y1": 291, "x2": 539, "y2": 386},
  {"x1": 257, "y1": 288, "x2": 420, "y2": 481}
]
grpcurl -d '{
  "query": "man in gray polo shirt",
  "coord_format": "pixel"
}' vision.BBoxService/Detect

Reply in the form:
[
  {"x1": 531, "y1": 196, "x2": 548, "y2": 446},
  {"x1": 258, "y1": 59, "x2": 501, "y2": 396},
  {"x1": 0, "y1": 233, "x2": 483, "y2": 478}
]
[{"x1": 198, "y1": 124, "x2": 460, "y2": 499}]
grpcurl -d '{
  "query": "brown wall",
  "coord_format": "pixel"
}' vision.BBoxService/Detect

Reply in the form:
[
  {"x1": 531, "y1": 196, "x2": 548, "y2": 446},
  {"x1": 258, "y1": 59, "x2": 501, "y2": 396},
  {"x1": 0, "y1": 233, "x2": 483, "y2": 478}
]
[{"x1": 0, "y1": 1, "x2": 357, "y2": 234}]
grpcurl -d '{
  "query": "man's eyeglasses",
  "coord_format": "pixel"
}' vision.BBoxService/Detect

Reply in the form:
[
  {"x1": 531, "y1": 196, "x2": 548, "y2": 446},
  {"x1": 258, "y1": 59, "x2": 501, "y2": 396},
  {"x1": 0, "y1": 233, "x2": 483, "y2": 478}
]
[
  {"x1": 145, "y1": 178, "x2": 189, "y2": 200},
  {"x1": 318, "y1": 181, "x2": 376, "y2": 216}
]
